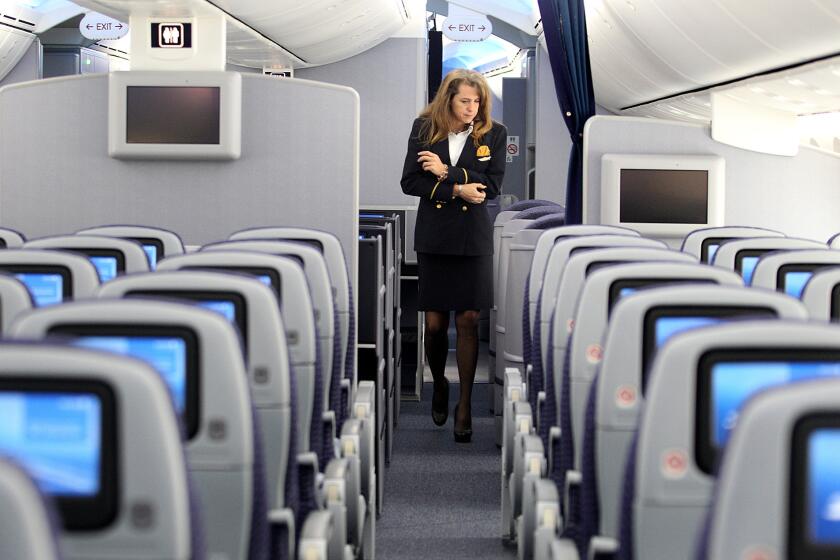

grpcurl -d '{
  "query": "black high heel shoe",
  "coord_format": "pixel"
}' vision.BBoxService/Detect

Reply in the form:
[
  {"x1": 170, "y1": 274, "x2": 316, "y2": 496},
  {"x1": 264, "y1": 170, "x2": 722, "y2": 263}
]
[
  {"x1": 453, "y1": 404, "x2": 472, "y2": 443},
  {"x1": 431, "y1": 378, "x2": 449, "y2": 426}
]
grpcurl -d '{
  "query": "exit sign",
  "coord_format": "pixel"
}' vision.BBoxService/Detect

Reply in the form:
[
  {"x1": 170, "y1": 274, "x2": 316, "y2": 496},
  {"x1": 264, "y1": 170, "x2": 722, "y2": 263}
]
[{"x1": 442, "y1": 16, "x2": 493, "y2": 42}]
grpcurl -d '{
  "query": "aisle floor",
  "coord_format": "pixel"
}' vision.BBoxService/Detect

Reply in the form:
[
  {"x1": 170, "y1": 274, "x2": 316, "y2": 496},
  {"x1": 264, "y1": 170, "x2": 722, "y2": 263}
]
[{"x1": 377, "y1": 380, "x2": 516, "y2": 559}]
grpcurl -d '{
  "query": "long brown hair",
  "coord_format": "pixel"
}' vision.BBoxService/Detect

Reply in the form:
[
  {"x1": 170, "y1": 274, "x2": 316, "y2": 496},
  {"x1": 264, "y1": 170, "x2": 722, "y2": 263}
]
[{"x1": 418, "y1": 69, "x2": 493, "y2": 147}]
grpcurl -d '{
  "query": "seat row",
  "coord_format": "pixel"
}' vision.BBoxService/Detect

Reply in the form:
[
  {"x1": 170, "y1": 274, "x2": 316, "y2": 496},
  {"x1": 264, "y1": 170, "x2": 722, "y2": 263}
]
[
  {"x1": 0, "y1": 224, "x2": 381, "y2": 560},
  {"x1": 492, "y1": 210, "x2": 840, "y2": 560}
]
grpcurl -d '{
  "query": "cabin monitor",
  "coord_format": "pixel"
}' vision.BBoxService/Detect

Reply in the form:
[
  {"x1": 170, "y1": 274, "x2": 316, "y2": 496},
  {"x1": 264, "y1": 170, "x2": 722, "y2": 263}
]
[
  {"x1": 600, "y1": 154, "x2": 724, "y2": 237},
  {"x1": 109, "y1": 71, "x2": 241, "y2": 160}
]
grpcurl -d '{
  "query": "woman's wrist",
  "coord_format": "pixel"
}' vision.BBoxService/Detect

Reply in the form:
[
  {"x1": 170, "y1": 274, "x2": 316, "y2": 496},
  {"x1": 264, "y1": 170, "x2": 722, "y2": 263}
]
[
  {"x1": 453, "y1": 183, "x2": 462, "y2": 199},
  {"x1": 437, "y1": 165, "x2": 449, "y2": 182}
]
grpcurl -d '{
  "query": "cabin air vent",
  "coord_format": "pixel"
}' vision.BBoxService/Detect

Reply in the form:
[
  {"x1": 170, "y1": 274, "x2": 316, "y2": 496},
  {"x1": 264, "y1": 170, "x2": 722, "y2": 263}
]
[{"x1": 0, "y1": 13, "x2": 36, "y2": 33}]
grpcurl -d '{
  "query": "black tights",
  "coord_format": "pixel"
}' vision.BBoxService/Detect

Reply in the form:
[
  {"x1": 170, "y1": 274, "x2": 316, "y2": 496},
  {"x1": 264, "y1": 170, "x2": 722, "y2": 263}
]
[{"x1": 425, "y1": 310, "x2": 480, "y2": 426}]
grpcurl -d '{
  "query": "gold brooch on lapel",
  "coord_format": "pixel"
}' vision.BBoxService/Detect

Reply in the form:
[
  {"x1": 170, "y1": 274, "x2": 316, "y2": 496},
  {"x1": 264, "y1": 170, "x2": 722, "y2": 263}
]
[{"x1": 476, "y1": 145, "x2": 491, "y2": 157}]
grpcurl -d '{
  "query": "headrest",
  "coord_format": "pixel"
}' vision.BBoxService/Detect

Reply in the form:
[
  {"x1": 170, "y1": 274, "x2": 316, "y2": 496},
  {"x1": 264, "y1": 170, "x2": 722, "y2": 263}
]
[
  {"x1": 539, "y1": 235, "x2": 668, "y2": 330},
  {"x1": 750, "y1": 249, "x2": 840, "y2": 297},
  {"x1": 97, "y1": 270, "x2": 291, "y2": 409},
  {"x1": 680, "y1": 226, "x2": 784, "y2": 262},
  {"x1": 24, "y1": 235, "x2": 150, "y2": 278},
  {"x1": 552, "y1": 247, "x2": 695, "y2": 348},
  {"x1": 801, "y1": 267, "x2": 840, "y2": 320},
  {"x1": 0, "y1": 249, "x2": 99, "y2": 305},
  {"x1": 0, "y1": 273, "x2": 33, "y2": 332},
  {"x1": 156, "y1": 251, "x2": 316, "y2": 367},
  {"x1": 512, "y1": 206, "x2": 564, "y2": 221},
  {"x1": 508, "y1": 199, "x2": 562, "y2": 211},
  {"x1": 704, "y1": 377, "x2": 840, "y2": 559},
  {"x1": 201, "y1": 240, "x2": 334, "y2": 341},
  {"x1": 9, "y1": 299, "x2": 253, "y2": 458},
  {"x1": 711, "y1": 236, "x2": 825, "y2": 274},
  {"x1": 76, "y1": 225, "x2": 186, "y2": 265},
  {"x1": 0, "y1": 227, "x2": 25, "y2": 248},
  {"x1": 0, "y1": 342, "x2": 193, "y2": 559},
  {"x1": 0, "y1": 457, "x2": 63, "y2": 560},
  {"x1": 228, "y1": 227, "x2": 349, "y2": 314},
  {"x1": 524, "y1": 214, "x2": 566, "y2": 230}
]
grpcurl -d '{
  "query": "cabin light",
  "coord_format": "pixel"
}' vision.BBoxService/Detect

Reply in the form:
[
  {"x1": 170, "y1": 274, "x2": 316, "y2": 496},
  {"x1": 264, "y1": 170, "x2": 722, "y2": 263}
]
[
  {"x1": 749, "y1": 86, "x2": 766, "y2": 94},
  {"x1": 626, "y1": 1, "x2": 636, "y2": 11},
  {"x1": 831, "y1": 67, "x2": 840, "y2": 77},
  {"x1": 815, "y1": 89, "x2": 833, "y2": 96},
  {"x1": 787, "y1": 79, "x2": 806, "y2": 87},
  {"x1": 772, "y1": 95, "x2": 788, "y2": 102}
]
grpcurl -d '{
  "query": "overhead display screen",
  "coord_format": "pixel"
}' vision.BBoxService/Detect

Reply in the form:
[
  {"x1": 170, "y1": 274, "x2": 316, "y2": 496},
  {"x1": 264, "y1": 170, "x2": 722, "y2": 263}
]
[
  {"x1": 619, "y1": 169, "x2": 709, "y2": 224},
  {"x1": 126, "y1": 86, "x2": 220, "y2": 145}
]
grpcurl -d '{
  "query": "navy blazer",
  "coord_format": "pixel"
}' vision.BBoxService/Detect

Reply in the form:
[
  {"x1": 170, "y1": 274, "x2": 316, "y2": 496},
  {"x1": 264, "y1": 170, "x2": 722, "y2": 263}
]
[{"x1": 400, "y1": 117, "x2": 507, "y2": 256}]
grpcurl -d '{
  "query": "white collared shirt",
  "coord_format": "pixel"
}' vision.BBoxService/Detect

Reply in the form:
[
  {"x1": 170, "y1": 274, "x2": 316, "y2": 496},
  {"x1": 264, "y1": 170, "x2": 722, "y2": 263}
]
[{"x1": 448, "y1": 124, "x2": 474, "y2": 168}]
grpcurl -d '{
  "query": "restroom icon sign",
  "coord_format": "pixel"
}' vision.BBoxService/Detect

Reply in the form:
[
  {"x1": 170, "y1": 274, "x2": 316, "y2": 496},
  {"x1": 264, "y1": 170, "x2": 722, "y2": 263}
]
[{"x1": 159, "y1": 23, "x2": 184, "y2": 48}]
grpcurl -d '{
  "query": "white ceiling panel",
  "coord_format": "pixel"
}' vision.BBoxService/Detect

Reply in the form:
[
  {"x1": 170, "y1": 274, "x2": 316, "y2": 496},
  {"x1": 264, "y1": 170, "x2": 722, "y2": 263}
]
[{"x1": 587, "y1": 0, "x2": 840, "y2": 112}]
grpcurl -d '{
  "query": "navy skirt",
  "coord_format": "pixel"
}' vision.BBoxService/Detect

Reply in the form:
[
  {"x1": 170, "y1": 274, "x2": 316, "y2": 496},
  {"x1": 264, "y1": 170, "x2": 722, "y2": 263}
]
[{"x1": 417, "y1": 252, "x2": 492, "y2": 311}]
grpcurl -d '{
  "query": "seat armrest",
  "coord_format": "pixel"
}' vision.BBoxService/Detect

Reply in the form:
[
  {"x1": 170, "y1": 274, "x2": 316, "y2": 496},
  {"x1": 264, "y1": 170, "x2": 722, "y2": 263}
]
[
  {"x1": 547, "y1": 426, "x2": 560, "y2": 474},
  {"x1": 323, "y1": 410, "x2": 337, "y2": 444},
  {"x1": 536, "y1": 391, "x2": 546, "y2": 433},
  {"x1": 340, "y1": 378, "x2": 352, "y2": 418},
  {"x1": 298, "y1": 510, "x2": 332, "y2": 560},
  {"x1": 269, "y1": 507, "x2": 296, "y2": 560},
  {"x1": 563, "y1": 470, "x2": 582, "y2": 528},
  {"x1": 587, "y1": 537, "x2": 619, "y2": 560},
  {"x1": 550, "y1": 538, "x2": 580, "y2": 560}
]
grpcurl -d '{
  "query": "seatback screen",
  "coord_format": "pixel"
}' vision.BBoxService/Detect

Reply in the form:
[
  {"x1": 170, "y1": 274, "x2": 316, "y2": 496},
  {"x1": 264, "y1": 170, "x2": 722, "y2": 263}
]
[
  {"x1": 791, "y1": 415, "x2": 840, "y2": 558},
  {"x1": 197, "y1": 300, "x2": 236, "y2": 322},
  {"x1": 0, "y1": 380, "x2": 117, "y2": 531},
  {"x1": 642, "y1": 306, "x2": 775, "y2": 394},
  {"x1": 735, "y1": 249, "x2": 771, "y2": 285},
  {"x1": 126, "y1": 86, "x2": 220, "y2": 144},
  {"x1": 0, "y1": 391, "x2": 101, "y2": 496},
  {"x1": 700, "y1": 236, "x2": 730, "y2": 264},
  {"x1": 184, "y1": 266, "x2": 280, "y2": 304},
  {"x1": 14, "y1": 273, "x2": 64, "y2": 306},
  {"x1": 778, "y1": 264, "x2": 837, "y2": 299},
  {"x1": 51, "y1": 326, "x2": 200, "y2": 440},
  {"x1": 619, "y1": 169, "x2": 708, "y2": 224},
  {"x1": 143, "y1": 245, "x2": 157, "y2": 269},
  {"x1": 608, "y1": 278, "x2": 715, "y2": 313},
  {"x1": 697, "y1": 351, "x2": 840, "y2": 474},
  {"x1": 72, "y1": 337, "x2": 186, "y2": 412},
  {"x1": 89, "y1": 256, "x2": 118, "y2": 282}
]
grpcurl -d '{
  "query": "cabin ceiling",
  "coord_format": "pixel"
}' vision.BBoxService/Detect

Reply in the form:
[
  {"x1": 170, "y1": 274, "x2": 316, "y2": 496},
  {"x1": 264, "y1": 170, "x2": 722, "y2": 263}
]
[{"x1": 69, "y1": 0, "x2": 410, "y2": 68}]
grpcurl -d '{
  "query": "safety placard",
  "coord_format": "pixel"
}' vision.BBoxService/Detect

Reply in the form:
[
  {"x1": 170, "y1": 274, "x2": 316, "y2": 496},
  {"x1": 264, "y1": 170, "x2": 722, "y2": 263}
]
[{"x1": 506, "y1": 135, "x2": 520, "y2": 163}]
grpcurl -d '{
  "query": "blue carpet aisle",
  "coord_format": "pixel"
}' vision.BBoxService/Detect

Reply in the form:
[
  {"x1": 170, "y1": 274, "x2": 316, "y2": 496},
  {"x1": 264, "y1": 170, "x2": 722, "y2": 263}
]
[{"x1": 377, "y1": 382, "x2": 516, "y2": 559}]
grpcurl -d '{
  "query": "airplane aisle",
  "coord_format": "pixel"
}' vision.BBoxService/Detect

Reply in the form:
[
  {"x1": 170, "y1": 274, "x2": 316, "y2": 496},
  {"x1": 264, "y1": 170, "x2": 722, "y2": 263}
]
[{"x1": 377, "y1": 379, "x2": 514, "y2": 559}]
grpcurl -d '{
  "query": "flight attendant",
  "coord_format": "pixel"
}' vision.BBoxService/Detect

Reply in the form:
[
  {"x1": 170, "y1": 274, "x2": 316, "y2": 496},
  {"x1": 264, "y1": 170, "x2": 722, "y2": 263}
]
[{"x1": 400, "y1": 68, "x2": 507, "y2": 443}]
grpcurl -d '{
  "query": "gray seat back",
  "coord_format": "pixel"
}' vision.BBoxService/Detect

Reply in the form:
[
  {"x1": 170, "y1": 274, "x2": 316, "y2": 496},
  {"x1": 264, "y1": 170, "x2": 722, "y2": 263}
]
[
  {"x1": 0, "y1": 227, "x2": 25, "y2": 248},
  {"x1": 538, "y1": 236, "x2": 666, "y2": 370},
  {"x1": 98, "y1": 270, "x2": 293, "y2": 511},
  {"x1": 801, "y1": 267, "x2": 840, "y2": 320},
  {"x1": 704, "y1": 378, "x2": 840, "y2": 559},
  {"x1": 156, "y1": 251, "x2": 317, "y2": 456},
  {"x1": 0, "y1": 249, "x2": 99, "y2": 306},
  {"x1": 680, "y1": 226, "x2": 784, "y2": 262},
  {"x1": 750, "y1": 249, "x2": 840, "y2": 297},
  {"x1": 9, "y1": 301, "x2": 255, "y2": 560},
  {"x1": 0, "y1": 457, "x2": 63, "y2": 560},
  {"x1": 203, "y1": 240, "x2": 336, "y2": 415},
  {"x1": 528, "y1": 225, "x2": 638, "y2": 332},
  {"x1": 596, "y1": 286, "x2": 807, "y2": 539},
  {"x1": 24, "y1": 235, "x2": 150, "y2": 278},
  {"x1": 0, "y1": 343, "x2": 194, "y2": 560},
  {"x1": 569, "y1": 263, "x2": 741, "y2": 469},
  {"x1": 634, "y1": 321, "x2": 840, "y2": 559},
  {"x1": 229, "y1": 227, "x2": 353, "y2": 389},
  {"x1": 0, "y1": 273, "x2": 33, "y2": 332},
  {"x1": 711, "y1": 237, "x2": 825, "y2": 283},
  {"x1": 76, "y1": 225, "x2": 186, "y2": 268}
]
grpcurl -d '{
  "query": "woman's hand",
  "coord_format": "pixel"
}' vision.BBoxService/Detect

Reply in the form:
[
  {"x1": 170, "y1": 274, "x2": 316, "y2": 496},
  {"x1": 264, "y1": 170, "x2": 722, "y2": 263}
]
[
  {"x1": 457, "y1": 183, "x2": 486, "y2": 204},
  {"x1": 417, "y1": 151, "x2": 447, "y2": 178}
]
